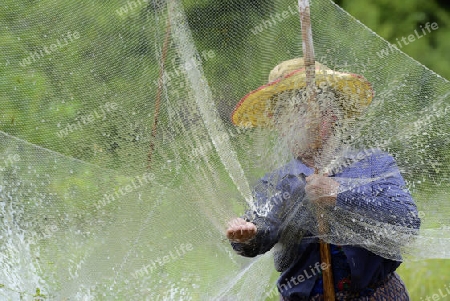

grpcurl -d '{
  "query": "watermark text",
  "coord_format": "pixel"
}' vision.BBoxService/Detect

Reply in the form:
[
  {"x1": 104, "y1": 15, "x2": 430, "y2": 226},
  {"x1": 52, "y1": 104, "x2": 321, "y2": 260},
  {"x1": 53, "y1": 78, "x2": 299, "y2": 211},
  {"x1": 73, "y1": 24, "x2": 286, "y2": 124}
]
[
  {"x1": 19, "y1": 31, "x2": 80, "y2": 67},
  {"x1": 131, "y1": 243, "x2": 193, "y2": 279},
  {"x1": 377, "y1": 22, "x2": 438, "y2": 59}
]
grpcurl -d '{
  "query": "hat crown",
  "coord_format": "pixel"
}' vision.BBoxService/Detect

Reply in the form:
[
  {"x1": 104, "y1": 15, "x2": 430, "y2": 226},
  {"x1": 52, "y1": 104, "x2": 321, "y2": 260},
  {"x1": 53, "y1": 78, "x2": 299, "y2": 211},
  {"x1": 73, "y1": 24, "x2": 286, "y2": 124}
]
[
  {"x1": 268, "y1": 58, "x2": 329, "y2": 82},
  {"x1": 232, "y1": 58, "x2": 373, "y2": 127}
]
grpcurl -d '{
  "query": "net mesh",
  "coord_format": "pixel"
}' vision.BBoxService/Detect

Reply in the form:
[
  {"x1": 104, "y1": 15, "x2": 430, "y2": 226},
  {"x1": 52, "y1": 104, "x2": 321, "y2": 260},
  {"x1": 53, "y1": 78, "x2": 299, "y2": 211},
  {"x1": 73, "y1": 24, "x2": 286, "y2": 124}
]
[{"x1": 1, "y1": 0, "x2": 450, "y2": 300}]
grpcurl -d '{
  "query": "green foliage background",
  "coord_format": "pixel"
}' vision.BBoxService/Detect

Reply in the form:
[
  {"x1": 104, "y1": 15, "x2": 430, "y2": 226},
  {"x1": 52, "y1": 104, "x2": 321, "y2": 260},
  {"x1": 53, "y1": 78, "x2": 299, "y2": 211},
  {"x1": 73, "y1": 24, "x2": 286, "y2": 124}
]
[
  {"x1": 0, "y1": 0, "x2": 449, "y2": 299},
  {"x1": 333, "y1": 0, "x2": 450, "y2": 79}
]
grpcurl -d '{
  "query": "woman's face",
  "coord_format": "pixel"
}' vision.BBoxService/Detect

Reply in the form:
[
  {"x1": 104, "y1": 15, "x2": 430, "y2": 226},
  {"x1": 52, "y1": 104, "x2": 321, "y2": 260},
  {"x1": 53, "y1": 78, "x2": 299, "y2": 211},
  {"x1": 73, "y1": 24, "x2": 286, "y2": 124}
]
[{"x1": 274, "y1": 98, "x2": 339, "y2": 166}]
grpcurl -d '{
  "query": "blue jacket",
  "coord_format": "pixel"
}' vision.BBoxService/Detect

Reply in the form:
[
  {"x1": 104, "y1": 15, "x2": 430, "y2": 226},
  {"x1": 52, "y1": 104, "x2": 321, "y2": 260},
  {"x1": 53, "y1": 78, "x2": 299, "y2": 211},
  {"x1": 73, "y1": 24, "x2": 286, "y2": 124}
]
[{"x1": 231, "y1": 149, "x2": 420, "y2": 299}]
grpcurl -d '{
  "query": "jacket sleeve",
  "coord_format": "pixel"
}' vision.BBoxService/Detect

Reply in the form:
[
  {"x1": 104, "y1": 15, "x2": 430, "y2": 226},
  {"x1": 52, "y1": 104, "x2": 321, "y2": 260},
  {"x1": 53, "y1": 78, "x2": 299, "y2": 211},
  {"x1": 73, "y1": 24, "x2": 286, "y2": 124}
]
[
  {"x1": 231, "y1": 174, "x2": 307, "y2": 257},
  {"x1": 336, "y1": 152, "x2": 421, "y2": 230}
]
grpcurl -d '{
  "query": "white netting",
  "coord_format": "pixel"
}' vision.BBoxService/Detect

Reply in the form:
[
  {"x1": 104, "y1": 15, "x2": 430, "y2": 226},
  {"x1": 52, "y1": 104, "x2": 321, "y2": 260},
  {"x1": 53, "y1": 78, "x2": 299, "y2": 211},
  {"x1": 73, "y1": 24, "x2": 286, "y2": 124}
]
[{"x1": 1, "y1": 0, "x2": 450, "y2": 300}]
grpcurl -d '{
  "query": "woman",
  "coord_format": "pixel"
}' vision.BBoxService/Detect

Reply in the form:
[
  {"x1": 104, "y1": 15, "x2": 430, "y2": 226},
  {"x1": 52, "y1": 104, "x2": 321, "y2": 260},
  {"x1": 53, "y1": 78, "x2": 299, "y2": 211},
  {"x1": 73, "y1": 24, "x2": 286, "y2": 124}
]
[{"x1": 226, "y1": 58, "x2": 420, "y2": 300}]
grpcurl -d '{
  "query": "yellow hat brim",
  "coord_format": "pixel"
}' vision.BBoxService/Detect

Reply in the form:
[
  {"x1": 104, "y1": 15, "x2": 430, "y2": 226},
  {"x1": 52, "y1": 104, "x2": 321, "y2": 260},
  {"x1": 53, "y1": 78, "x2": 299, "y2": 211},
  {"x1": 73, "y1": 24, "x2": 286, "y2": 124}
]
[{"x1": 231, "y1": 68, "x2": 374, "y2": 127}]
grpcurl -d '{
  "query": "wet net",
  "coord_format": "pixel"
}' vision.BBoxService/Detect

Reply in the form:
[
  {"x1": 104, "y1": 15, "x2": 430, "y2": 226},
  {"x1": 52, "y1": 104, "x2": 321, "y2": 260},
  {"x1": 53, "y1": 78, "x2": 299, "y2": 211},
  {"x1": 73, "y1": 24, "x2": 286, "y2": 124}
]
[{"x1": 1, "y1": 0, "x2": 450, "y2": 300}]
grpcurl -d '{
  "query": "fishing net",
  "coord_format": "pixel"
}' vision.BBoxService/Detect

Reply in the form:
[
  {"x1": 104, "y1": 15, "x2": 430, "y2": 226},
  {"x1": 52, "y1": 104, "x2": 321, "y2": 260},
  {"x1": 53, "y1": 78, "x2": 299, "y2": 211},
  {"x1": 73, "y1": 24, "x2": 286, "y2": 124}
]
[{"x1": 1, "y1": 0, "x2": 449, "y2": 300}]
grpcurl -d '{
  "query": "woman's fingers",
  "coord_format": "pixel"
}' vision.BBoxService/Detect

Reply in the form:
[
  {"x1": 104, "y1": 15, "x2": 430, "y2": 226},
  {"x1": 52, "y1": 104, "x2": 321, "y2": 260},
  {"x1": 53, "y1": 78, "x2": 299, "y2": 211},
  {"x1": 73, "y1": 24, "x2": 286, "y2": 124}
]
[
  {"x1": 306, "y1": 175, "x2": 339, "y2": 197},
  {"x1": 305, "y1": 174, "x2": 339, "y2": 207},
  {"x1": 226, "y1": 219, "x2": 257, "y2": 242}
]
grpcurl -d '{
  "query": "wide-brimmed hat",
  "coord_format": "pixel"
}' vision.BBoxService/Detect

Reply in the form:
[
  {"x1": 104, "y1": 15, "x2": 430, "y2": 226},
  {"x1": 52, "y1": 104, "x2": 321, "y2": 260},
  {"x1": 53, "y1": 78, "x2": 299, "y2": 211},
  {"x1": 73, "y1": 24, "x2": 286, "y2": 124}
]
[{"x1": 231, "y1": 58, "x2": 374, "y2": 127}]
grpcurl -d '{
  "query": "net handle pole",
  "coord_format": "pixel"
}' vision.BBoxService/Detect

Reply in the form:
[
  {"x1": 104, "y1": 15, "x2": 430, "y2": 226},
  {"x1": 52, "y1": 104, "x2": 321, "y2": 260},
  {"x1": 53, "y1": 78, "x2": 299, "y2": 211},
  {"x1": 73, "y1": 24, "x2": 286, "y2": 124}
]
[
  {"x1": 299, "y1": 0, "x2": 316, "y2": 97},
  {"x1": 298, "y1": 1, "x2": 336, "y2": 300}
]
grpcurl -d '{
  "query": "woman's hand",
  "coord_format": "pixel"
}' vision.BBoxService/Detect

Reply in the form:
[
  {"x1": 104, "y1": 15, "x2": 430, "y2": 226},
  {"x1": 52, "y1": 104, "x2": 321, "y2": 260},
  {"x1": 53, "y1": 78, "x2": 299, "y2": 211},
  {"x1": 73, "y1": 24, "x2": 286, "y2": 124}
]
[
  {"x1": 305, "y1": 174, "x2": 339, "y2": 207},
  {"x1": 226, "y1": 218, "x2": 257, "y2": 243}
]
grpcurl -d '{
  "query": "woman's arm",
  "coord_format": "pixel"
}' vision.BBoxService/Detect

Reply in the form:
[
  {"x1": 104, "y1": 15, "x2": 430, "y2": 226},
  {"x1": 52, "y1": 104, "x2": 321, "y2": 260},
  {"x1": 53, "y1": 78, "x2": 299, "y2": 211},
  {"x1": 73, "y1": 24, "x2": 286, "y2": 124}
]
[{"x1": 229, "y1": 173, "x2": 307, "y2": 257}]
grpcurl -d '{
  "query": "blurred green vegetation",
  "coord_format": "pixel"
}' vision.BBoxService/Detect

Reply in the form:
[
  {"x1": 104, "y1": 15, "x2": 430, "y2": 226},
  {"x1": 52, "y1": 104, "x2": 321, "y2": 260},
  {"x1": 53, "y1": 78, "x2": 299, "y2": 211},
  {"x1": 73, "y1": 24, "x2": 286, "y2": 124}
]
[
  {"x1": 333, "y1": 0, "x2": 450, "y2": 80},
  {"x1": 0, "y1": 0, "x2": 449, "y2": 300}
]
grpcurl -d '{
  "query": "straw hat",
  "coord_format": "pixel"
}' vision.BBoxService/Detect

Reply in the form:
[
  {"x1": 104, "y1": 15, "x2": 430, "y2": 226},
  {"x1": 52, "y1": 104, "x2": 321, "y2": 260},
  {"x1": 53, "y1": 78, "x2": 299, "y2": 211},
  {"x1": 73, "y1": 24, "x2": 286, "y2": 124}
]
[{"x1": 231, "y1": 58, "x2": 373, "y2": 127}]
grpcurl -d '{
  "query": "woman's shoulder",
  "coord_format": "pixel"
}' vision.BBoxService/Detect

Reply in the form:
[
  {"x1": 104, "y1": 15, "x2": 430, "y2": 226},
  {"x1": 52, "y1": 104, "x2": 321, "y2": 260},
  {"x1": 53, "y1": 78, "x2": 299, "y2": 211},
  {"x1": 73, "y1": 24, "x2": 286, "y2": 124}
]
[
  {"x1": 259, "y1": 159, "x2": 313, "y2": 182},
  {"x1": 342, "y1": 148, "x2": 397, "y2": 165},
  {"x1": 330, "y1": 148, "x2": 397, "y2": 175}
]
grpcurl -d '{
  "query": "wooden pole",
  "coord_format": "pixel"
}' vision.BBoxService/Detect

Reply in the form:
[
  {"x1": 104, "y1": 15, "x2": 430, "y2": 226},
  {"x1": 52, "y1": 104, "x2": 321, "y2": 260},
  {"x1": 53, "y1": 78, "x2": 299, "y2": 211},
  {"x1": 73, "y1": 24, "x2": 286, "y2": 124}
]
[{"x1": 298, "y1": 1, "x2": 336, "y2": 300}]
